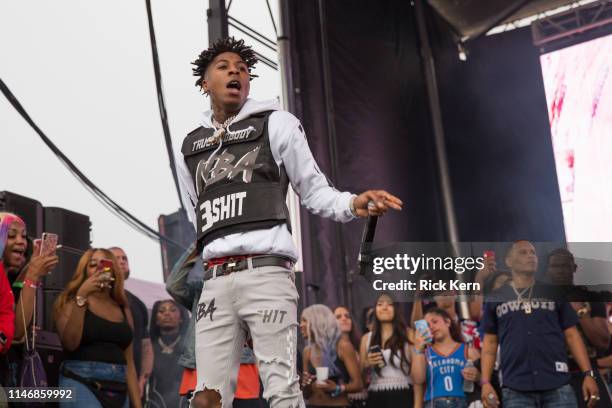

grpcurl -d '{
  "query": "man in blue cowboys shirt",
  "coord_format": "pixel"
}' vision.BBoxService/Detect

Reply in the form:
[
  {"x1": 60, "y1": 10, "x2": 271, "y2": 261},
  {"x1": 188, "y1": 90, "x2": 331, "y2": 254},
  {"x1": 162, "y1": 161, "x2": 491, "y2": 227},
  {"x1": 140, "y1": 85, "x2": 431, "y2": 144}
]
[
  {"x1": 176, "y1": 37, "x2": 402, "y2": 408},
  {"x1": 480, "y1": 240, "x2": 599, "y2": 408}
]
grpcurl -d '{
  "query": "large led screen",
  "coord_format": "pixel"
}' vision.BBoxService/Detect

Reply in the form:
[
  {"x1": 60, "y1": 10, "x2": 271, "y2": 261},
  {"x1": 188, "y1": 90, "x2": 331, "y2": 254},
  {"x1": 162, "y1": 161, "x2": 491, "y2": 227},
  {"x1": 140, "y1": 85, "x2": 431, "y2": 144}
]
[{"x1": 541, "y1": 34, "x2": 612, "y2": 243}]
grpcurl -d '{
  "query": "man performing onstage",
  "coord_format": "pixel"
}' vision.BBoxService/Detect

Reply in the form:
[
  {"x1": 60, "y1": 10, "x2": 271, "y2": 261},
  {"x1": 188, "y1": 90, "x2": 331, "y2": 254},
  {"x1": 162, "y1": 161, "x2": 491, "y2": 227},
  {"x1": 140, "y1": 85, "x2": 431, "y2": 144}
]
[{"x1": 176, "y1": 37, "x2": 402, "y2": 408}]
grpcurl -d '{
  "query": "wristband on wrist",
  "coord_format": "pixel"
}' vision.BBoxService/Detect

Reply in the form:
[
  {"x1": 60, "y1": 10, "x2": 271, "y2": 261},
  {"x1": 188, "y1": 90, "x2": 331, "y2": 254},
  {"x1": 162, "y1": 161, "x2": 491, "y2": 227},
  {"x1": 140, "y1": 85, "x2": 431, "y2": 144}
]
[
  {"x1": 480, "y1": 379, "x2": 491, "y2": 386},
  {"x1": 582, "y1": 369, "x2": 595, "y2": 378},
  {"x1": 23, "y1": 279, "x2": 39, "y2": 289},
  {"x1": 12, "y1": 281, "x2": 24, "y2": 289},
  {"x1": 414, "y1": 346, "x2": 424, "y2": 355},
  {"x1": 349, "y1": 195, "x2": 358, "y2": 216},
  {"x1": 330, "y1": 384, "x2": 342, "y2": 398}
]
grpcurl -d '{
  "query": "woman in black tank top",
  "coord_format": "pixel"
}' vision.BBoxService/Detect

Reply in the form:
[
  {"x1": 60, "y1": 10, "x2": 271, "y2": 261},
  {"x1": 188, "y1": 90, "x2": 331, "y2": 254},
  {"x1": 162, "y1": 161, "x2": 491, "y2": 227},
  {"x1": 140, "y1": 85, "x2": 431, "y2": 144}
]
[
  {"x1": 300, "y1": 304, "x2": 364, "y2": 408},
  {"x1": 53, "y1": 248, "x2": 141, "y2": 408}
]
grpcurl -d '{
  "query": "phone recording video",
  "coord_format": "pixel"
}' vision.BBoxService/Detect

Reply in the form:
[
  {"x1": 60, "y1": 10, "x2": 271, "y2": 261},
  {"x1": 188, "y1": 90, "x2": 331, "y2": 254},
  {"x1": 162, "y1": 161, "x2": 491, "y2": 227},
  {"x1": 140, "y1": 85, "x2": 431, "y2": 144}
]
[{"x1": 39, "y1": 232, "x2": 59, "y2": 256}]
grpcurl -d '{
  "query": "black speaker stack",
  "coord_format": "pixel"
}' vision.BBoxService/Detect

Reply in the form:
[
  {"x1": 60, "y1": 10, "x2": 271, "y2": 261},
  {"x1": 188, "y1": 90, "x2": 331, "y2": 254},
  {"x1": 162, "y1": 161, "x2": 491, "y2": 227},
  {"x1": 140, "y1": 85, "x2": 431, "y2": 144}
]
[
  {"x1": 0, "y1": 191, "x2": 44, "y2": 238},
  {"x1": 41, "y1": 207, "x2": 91, "y2": 331}
]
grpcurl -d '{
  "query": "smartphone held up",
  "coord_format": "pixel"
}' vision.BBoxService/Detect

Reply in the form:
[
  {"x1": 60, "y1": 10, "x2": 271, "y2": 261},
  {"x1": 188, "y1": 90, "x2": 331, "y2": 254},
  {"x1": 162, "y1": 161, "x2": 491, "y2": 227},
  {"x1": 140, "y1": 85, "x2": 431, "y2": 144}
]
[
  {"x1": 39, "y1": 232, "x2": 60, "y2": 256},
  {"x1": 97, "y1": 259, "x2": 115, "y2": 289},
  {"x1": 415, "y1": 319, "x2": 433, "y2": 345}
]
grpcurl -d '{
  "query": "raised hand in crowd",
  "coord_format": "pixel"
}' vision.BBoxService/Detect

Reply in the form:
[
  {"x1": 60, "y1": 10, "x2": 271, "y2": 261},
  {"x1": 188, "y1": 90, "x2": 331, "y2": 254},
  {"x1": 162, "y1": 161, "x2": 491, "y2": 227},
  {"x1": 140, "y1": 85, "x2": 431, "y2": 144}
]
[
  {"x1": 76, "y1": 269, "x2": 114, "y2": 298},
  {"x1": 413, "y1": 328, "x2": 428, "y2": 353},
  {"x1": 24, "y1": 240, "x2": 59, "y2": 279},
  {"x1": 469, "y1": 251, "x2": 498, "y2": 321},
  {"x1": 477, "y1": 252, "x2": 497, "y2": 282},
  {"x1": 14, "y1": 238, "x2": 59, "y2": 341}
]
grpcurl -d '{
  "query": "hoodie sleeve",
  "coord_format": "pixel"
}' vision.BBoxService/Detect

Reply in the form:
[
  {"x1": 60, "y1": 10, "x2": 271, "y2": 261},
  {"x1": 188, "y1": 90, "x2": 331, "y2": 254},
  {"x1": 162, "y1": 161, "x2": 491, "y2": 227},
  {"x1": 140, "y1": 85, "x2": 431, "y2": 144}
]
[
  {"x1": 0, "y1": 266, "x2": 15, "y2": 353},
  {"x1": 175, "y1": 148, "x2": 198, "y2": 229},
  {"x1": 269, "y1": 111, "x2": 356, "y2": 223}
]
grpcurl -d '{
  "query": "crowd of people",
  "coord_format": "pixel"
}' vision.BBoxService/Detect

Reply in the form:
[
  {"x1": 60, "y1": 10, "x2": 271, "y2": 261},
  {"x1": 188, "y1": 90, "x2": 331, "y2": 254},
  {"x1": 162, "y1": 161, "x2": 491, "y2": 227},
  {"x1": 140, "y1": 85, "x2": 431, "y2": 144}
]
[
  {"x1": 302, "y1": 240, "x2": 612, "y2": 408},
  {"x1": 2, "y1": 207, "x2": 611, "y2": 408}
]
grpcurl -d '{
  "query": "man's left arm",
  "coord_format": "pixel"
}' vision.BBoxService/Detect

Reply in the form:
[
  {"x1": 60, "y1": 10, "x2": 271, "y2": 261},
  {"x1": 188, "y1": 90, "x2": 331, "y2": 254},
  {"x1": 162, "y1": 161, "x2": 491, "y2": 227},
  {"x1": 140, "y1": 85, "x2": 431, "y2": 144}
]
[
  {"x1": 572, "y1": 302, "x2": 610, "y2": 352},
  {"x1": 565, "y1": 325, "x2": 595, "y2": 371},
  {"x1": 174, "y1": 147, "x2": 198, "y2": 227},
  {"x1": 565, "y1": 325, "x2": 600, "y2": 407}
]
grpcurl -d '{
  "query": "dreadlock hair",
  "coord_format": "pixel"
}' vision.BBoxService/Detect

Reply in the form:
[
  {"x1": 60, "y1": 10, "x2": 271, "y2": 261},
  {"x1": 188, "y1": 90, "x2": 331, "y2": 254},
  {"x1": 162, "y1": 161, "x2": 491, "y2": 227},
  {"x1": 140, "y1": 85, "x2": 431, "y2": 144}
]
[{"x1": 192, "y1": 37, "x2": 258, "y2": 89}]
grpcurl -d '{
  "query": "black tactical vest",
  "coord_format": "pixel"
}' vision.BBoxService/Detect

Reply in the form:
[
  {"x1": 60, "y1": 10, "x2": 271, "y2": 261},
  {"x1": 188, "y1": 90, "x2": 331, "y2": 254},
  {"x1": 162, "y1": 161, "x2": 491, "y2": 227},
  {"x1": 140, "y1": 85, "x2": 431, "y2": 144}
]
[{"x1": 181, "y1": 111, "x2": 290, "y2": 250}]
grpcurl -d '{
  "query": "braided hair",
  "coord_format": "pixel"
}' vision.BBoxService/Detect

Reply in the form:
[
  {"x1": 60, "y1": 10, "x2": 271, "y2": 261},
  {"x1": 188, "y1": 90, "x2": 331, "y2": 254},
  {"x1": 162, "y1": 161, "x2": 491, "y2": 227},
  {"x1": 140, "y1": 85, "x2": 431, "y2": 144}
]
[{"x1": 192, "y1": 36, "x2": 258, "y2": 89}]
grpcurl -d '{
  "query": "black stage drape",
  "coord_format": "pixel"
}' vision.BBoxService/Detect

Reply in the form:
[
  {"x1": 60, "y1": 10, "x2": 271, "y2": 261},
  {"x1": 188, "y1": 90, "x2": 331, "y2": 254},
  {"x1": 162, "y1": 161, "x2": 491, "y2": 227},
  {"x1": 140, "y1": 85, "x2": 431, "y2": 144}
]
[{"x1": 288, "y1": 0, "x2": 565, "y2": 315}]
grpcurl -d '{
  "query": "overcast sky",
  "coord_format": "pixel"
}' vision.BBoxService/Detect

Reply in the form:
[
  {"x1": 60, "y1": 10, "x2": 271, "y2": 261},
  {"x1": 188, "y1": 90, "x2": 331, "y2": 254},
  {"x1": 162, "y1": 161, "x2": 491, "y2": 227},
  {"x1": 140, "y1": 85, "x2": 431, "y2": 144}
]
[{"x1": 1, "y1": 0, "x2": 281, "y2": 283}]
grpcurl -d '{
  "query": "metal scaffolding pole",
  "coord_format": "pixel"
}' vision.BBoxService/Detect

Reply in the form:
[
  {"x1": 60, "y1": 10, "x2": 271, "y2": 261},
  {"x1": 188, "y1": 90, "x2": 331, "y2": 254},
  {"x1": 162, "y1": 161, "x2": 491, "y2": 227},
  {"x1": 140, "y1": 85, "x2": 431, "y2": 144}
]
[
  {"x1": 208, "y1": 0, "x2": 228, "y2": 45},
  {"x1": 278, "y1": 0, "x2": 306, "y2": 308},
  {"x1": 414, "y1": 0, "x2": 469, "y2": 320}
]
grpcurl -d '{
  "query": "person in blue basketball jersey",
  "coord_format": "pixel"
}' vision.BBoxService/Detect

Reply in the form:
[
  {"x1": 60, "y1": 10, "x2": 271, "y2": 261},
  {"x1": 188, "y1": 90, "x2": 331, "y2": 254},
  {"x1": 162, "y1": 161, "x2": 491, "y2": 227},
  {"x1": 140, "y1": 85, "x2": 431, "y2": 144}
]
[{"x1": 411, "y1": 308, "x2": 480, "y2": 408}]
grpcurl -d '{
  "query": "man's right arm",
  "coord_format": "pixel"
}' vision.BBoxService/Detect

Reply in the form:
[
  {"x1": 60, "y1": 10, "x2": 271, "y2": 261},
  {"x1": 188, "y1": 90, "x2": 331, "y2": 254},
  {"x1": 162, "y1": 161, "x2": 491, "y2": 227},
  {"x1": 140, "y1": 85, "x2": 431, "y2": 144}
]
[
  {"x1": 481, "y1": 334, "x2": 499, "y2": 408},
  {"x1": 479, "y1": 301, "x2": 500, "y2": 408},
  {"x1": 175, "y1": 148, "x2": 197, "y2": 227},
  {"x1": 480, "y1": 333, "x2": 498, "y2": 384}
]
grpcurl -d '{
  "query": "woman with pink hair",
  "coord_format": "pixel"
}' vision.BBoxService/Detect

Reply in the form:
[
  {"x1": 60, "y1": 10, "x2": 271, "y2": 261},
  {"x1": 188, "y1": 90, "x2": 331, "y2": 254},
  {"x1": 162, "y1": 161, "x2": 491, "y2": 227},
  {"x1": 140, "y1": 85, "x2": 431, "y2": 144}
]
[
  {"x1": 0, "y1": 212, "x2": 59, "y2": 388},
  {"x1": 0, "y1": 212, "x2": 23, "y2": 357}
]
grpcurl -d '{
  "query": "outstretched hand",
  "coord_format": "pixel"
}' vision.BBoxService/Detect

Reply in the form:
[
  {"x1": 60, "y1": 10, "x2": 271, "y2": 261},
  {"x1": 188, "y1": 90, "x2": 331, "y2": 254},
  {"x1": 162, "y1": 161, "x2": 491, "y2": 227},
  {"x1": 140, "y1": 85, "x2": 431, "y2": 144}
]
[{"x1": 353, "y1": 190, "x2": 402, "y2": 217}]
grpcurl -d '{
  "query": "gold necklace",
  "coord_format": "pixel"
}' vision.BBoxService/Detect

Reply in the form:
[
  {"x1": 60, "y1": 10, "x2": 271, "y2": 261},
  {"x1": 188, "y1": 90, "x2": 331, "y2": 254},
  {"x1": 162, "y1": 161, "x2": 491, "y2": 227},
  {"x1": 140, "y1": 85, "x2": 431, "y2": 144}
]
[{"x1": 511, "y1": 282, "x2": 534, "y2": 314}]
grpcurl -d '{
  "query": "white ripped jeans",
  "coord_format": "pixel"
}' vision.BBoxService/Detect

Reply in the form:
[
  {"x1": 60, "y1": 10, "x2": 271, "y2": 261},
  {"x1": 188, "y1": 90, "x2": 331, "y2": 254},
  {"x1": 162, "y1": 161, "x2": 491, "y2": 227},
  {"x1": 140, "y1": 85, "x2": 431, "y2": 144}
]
[{"x1": 193, "y1": 265, "x2": 304, "y2": 408}]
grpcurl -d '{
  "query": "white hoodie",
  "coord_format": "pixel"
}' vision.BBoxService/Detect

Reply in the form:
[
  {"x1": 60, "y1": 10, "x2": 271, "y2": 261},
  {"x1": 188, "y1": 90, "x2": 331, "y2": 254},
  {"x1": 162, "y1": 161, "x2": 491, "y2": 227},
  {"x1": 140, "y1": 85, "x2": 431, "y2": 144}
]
[{"x1": 176, "y1": 98, "x2": 355, "y2": 261}]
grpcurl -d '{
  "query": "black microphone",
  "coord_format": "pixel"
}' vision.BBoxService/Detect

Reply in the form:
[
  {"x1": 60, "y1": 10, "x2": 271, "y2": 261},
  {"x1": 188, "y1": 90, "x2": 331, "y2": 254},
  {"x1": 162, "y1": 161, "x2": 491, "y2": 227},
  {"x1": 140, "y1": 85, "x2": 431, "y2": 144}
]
[{"x1": 358, "y1": 215, "x2": 378, "y2": 275}]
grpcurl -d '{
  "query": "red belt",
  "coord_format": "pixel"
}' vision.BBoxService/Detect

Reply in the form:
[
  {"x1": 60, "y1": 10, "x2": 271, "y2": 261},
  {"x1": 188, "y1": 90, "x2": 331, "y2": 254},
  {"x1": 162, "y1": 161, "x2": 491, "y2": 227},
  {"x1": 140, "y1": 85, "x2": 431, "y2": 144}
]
[{"x1": 206, "y1": 254, "x2": 261, "y2": 266}]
